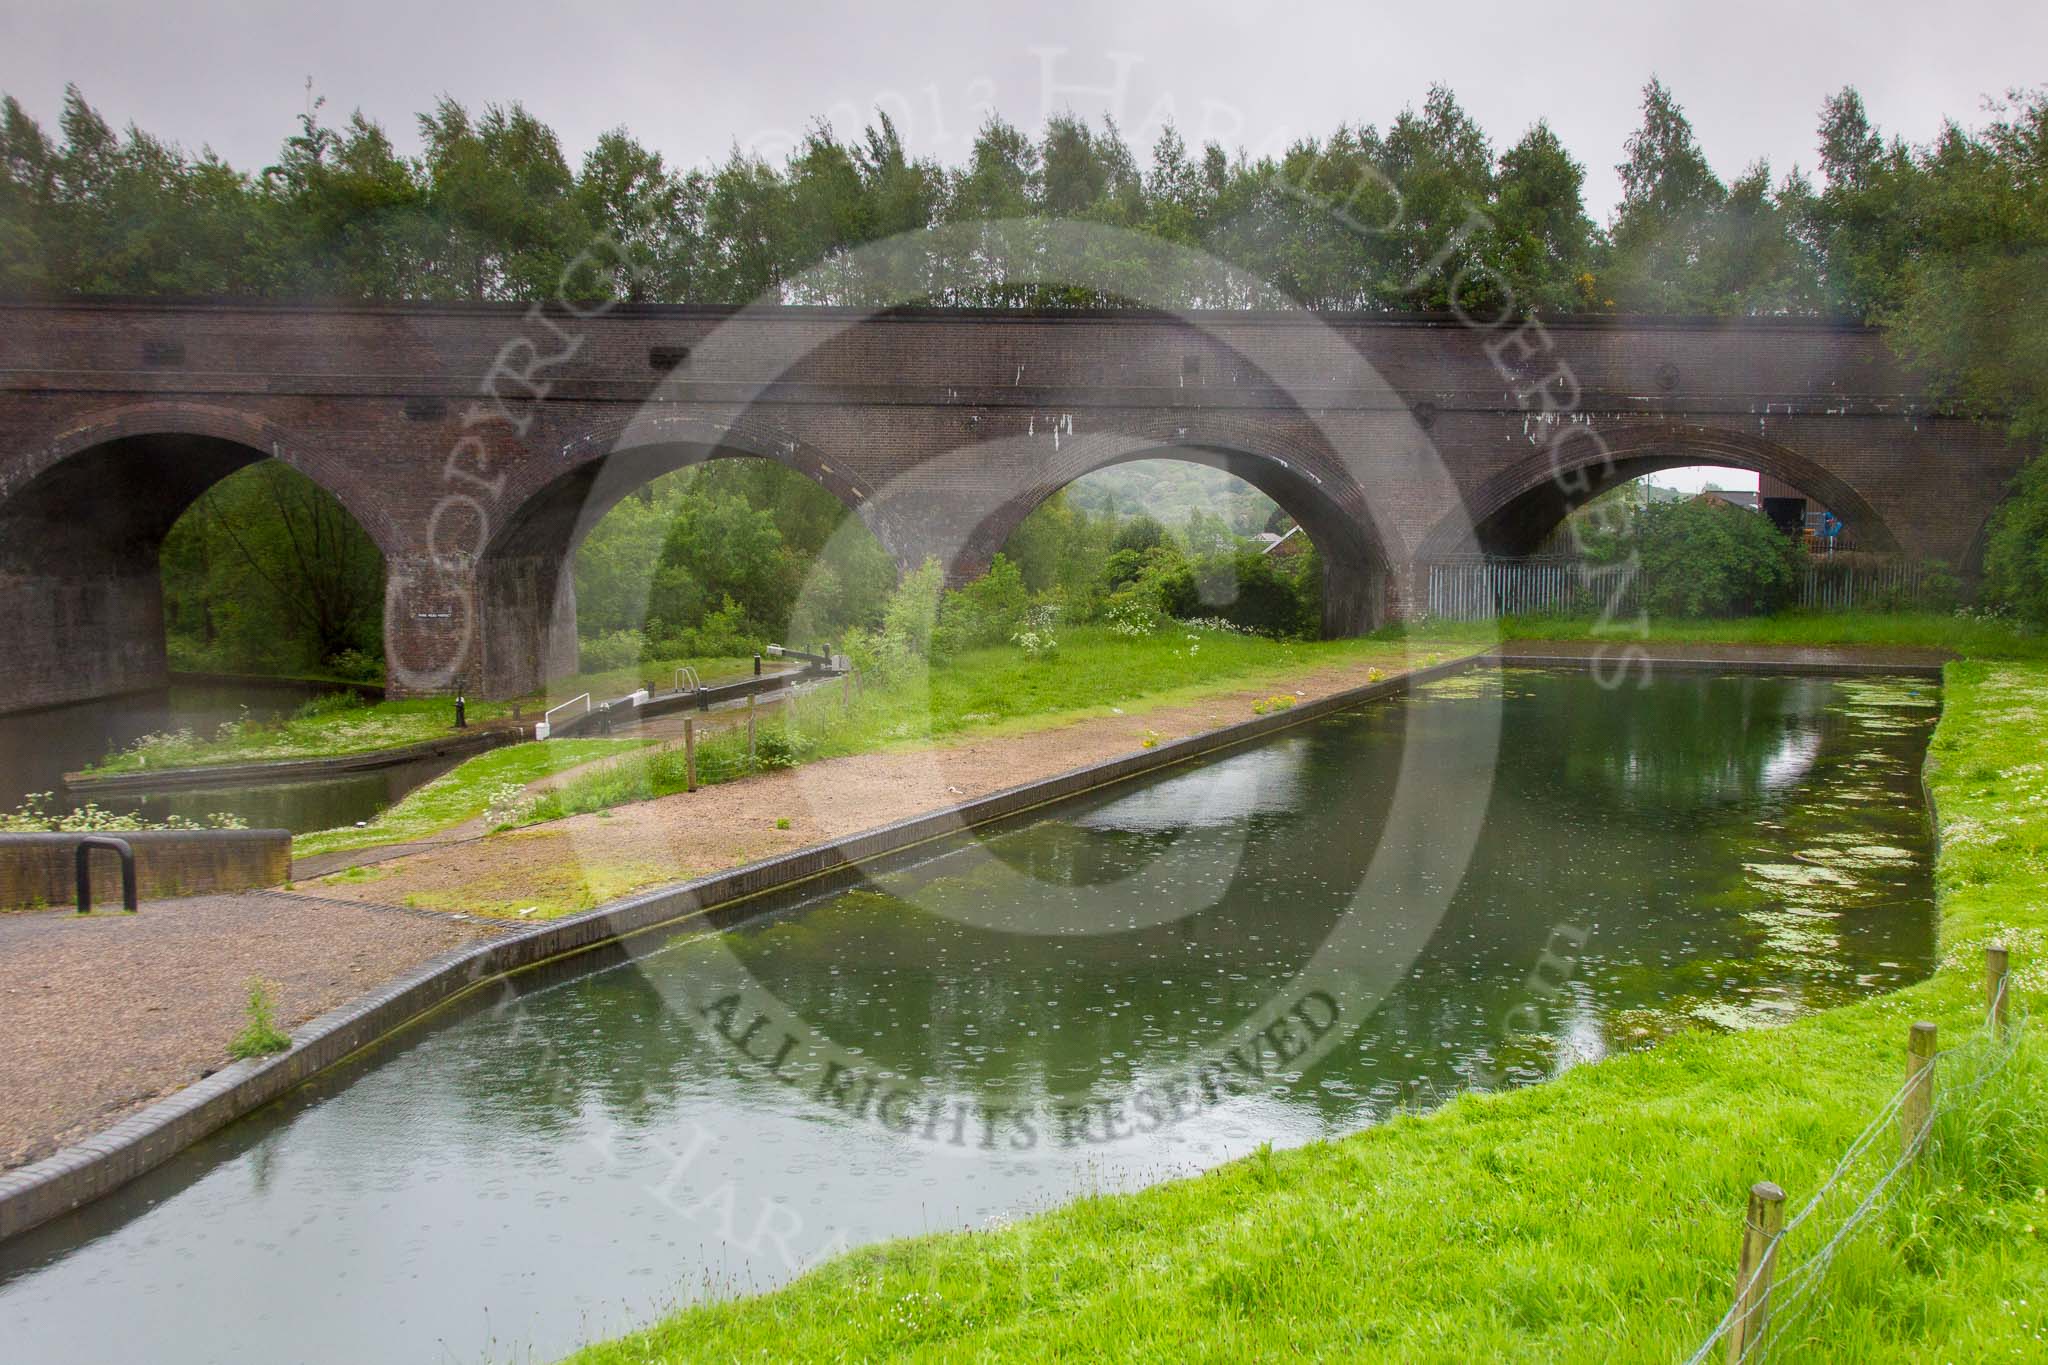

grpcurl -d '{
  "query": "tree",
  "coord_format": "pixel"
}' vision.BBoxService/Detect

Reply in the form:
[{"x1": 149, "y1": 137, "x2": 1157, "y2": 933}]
[
  {"x1": 1494, "y1": 121, "x2": 1599, "y2": 312},
  {"x1": 1634, "y1": 497, "x2": 1804, "y2": 617},
  {"x1": 1981, "y1": 453, "x2": 2048, "y2": 625},
  {"x1": 1608, "y1": 79, "x2": 1727, "y2": 311},
  {"x1": 161, "y1": 462, "x2": 384, "y2": 672}
]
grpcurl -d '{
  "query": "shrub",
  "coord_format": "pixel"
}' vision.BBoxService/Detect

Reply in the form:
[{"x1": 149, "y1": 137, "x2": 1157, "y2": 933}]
[
  {"x1": 294, "y1": 689, "x2": 365, "y2": 721},
  {"x1": 1153, "y1": 550, "x2": 1318, "y2": 637},
  {"x1": 580, "y1": 628, "x2": 648, "y2": 673},
  {"x1": 880, "y1": 558, "x2": 945, "y2": 660},
  {"x1": 324, "y1": 648, "x2": 383, "y2": 683},
  {"x1": 933, "y1": 555, "x2": 1031, "y2": 658},
  {"x1": 1982, "y1": 449, "x2": 2048, "y2": 627},
  {"x1": 1634, "y1": 497, "x2": 1805, "y2": 618},
  {"x1": 1109, "y1": 515, "x2": 1168, "y2": 556}
]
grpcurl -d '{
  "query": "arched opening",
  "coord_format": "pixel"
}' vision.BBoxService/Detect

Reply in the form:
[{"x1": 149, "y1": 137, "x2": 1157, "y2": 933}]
[
  {"x1": 0, "y1": 428, "x2": 389, "y2": 820},
  {"x1": 0, "y1": 431, "x2": 386, "y2": 711},
  {"x1": 988, "y1": 445, "x2": 1388, "y2": 638},
  {"x1": 1419, "y1": 425, "x2": 1903, "y2": 562},
  {"x1": 479, "y1": 434, "x2": 895, "y2": 697}
]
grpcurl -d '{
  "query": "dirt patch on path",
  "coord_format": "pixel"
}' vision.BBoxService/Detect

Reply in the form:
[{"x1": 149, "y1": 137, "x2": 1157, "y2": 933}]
[{"x1": 0, "y1": 892, "x2": 497, "y2": 1171}]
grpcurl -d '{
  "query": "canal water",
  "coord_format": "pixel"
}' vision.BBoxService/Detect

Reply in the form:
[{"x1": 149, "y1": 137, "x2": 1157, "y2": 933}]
[
  {"x1": 0, "y1": 683, "x2": 457, "y2": 834},
  {"x1": 0, "y1": 667, "x2": 1940, "y2": 1363}
]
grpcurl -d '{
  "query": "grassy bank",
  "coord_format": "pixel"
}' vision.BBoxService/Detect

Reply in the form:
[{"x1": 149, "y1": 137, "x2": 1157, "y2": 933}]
[
  {"x1": 566, "y1": 641, "x2": 2048, "y2": 1362},
  {"x1": 291, "y1": 738, "x2": 646, "y2": 859},
  {"x1": 521, "y1": 623, "x2": 1417, "y2": 824},
  {"x1": 83, "y1": 693, "x2": 523, "y2": 775},
  {"x1": 1402, "y1": 608, "x2": 2048, "y2": 660},
  {"x1": 82, "y1": 656, "x2": 758, "y2": 776}
]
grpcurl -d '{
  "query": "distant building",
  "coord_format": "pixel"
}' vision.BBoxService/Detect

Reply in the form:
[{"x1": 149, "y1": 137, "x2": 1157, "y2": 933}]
[{"x1": 1693, "y1": 479, "x2": 1848, "y2": 550}]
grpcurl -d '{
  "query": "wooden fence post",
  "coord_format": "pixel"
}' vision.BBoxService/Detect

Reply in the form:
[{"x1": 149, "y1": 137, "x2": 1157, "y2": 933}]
[
  {"x1": 746, "y1": 692, "x2": 757, "y2": 762},
  {"x1": 1987, "y1": 944, "x2": 2011, "y2": 1038},
  {"x1": 1726, "y1": 1180, "x2": 1786, "y2": 1363},
  {"x1": 684, "y1": 718, "x2": 697, "y2": 793},
  {"x1": 1902, "y1": 1021, "x2": 1937, "y2": 1160}
]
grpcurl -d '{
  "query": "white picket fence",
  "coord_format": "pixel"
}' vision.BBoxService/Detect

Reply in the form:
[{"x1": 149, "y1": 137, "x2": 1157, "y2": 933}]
[{"x1": 1420, "y1": 558, "x2": 1946, "y2": 622}]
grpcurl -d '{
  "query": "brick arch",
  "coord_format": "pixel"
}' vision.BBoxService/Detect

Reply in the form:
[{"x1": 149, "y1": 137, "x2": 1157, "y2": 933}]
[
  {"x1": 3, "y1": 400, "x2": 395, "y2": 555},
  {"x1": 1415, "y1": 423, "x2": 1904, "y2": 561},
  {"x1": 968, "y1": 424, "x2": 1391, "y2": 637},
  {"x1": 470, "y1": 414, "x2": 894, "y2": 694},
  {"x1": 484, "y1": 413, "x2": 885, "y2": 568},
  {"x1": 0, "y1": 401, "x2": 390, "y2": 711}
]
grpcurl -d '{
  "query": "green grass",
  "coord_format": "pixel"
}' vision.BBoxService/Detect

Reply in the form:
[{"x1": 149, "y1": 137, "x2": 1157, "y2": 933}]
[
  {"x1": 84, "y1": 693, "x2": 527, "y2": 774},
  {"x1": 291, "y1": 737, "x2": 645, "y2": 857},
  {"x1": 1398, "y1": 608, "x2": 2048, "y2": 660},
  {"x1": 83, "y1": 656, "x2": 755, "y2": 777},
  {"x1": 564, "y1": 640, "x2": 2048, "y2": 1363}
]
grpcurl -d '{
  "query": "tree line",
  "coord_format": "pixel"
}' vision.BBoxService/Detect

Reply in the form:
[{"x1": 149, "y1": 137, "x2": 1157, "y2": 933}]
[
  {"x1": 0, "y1": 79, "x2": 2034, "y2": 328},
  {"x1": 7, "y1": 75, "x2": 2045, "y2": 661}
]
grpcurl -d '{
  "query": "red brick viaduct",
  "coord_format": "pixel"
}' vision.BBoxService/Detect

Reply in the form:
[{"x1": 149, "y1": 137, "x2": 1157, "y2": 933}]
[{"x1": 0, "y1": 298, "x2": 2026, "y2": 712}]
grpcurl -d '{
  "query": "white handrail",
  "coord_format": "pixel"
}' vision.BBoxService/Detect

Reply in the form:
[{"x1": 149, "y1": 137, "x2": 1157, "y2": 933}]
[
  {"x1": 673, "y1": 666, "x2": 702, "y2": 694},
  {"x1": 534, "y1": 692, "x2": 591, "y2": 739}
]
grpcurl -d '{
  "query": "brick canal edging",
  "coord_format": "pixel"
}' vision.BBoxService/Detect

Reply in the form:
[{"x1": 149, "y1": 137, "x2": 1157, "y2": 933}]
[
  {"x1": 0, "y1": 828, "x2": 291, "y2": 912},
  {"x1": 0, "y1": 648, "x2": 1948, "y2": 1242}
]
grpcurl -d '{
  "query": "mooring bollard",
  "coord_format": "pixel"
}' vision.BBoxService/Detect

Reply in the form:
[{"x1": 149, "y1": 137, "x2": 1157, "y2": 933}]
[
  {"x1": 684, "y1": 718, "x2": 697, "y2": 793},
  {"x1": 1902, "y1": 1021, "x2": 1937, "y2": 1160},
  {"x1": 1986, "y1": 944, "x2": 2011, "y2": 1038},
  {"x1": 1726, "y1": 1180, "x2": 1786, "y2": 1363},
  {"x1": 746, "y1": 692, "x2": 757, "y2": 761}
]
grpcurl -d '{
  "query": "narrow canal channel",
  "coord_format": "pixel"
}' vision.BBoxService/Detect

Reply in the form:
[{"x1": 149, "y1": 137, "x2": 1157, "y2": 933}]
[
  {"x1": 0, "y1": 667, "x2": 1941, "y2": 1363},
  {"x1": 0, "y1": 682, "x2": 460, "y2": 833}
]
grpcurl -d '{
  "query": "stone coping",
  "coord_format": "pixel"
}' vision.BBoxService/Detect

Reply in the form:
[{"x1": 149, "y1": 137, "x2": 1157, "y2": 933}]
[{"x1": 0, "y1": 646, "x2": 1948, "y2": 1243}]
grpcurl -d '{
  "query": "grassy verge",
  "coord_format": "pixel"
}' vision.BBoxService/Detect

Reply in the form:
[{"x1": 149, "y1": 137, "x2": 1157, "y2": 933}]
[
  {"x1": 291, "y1": 738, "x2": 646, "y2": 859},
  {"x1": 1398, "y1": 608, "x2": 2048, "y2": 660},
  {"x1": 566, "y1": 640, "x2": 2048, "y2": 1362},
  {"x1": 83, "y1": 693, "x2": 523, "y2": 774},
  {"x1": 81, "y1": 656, "x2": 759, "y2": 776},
  {"x1": 521, "y1": 624, "x2": 1419, "y2": 824}
]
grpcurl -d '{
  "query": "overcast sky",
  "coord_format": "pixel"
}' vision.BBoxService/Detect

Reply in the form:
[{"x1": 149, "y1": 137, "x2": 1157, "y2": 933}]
[{"x1": 4, "y1": 0, "x2": 2042, "y2": 220}]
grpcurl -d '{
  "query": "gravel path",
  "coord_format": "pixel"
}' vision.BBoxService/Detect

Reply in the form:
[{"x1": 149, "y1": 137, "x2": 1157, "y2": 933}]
[{"x1": 0, "y1": 891, "x2": 498, "y2": 1171}]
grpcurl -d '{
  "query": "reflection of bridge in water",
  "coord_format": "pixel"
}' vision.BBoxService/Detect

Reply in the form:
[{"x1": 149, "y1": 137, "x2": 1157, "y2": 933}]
[{"x1": 0, "y1": 299, "x2": 2024, "y2": 711}]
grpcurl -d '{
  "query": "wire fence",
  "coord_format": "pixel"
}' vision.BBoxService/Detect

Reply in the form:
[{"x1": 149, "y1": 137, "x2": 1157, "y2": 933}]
[
  {"x1": 1683, "y1": 957, "x2": 2027, "y2": 1363},
  {"x1": 1417, "y1": 558, "x2": 1951, "y2": 623}
]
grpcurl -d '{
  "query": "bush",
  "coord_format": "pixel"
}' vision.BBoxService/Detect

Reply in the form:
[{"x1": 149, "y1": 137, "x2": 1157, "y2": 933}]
[
  {"x1": 1109, "y1": 515, "x2": 1168, "y2": 556},
  {"x1": 324, "y1": 648, "x2": 382, "y2": 683},
  {"x1": 1147, "y1": 549, "x2": 1318, "y2": 637},
  {"x1": 580, "y1": 628, "x2": 648, "y2": 673},
  {"x1": 1983, "y1": 450, "x2": 2048, "y2": 627},
  {"x1": 1634, "y1": 497, "x2": 1805, "y2": 617},
  {"x1": 293, "y1": 689, "x2": 365, "y2": 721},
  {"x1": 932, "y1": 555, "x2": 1031, "y2": 658}
]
